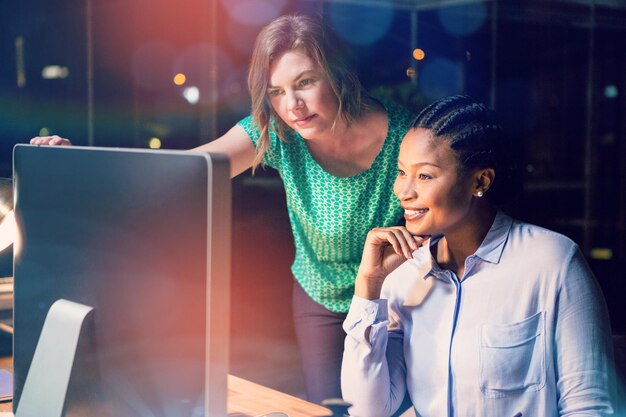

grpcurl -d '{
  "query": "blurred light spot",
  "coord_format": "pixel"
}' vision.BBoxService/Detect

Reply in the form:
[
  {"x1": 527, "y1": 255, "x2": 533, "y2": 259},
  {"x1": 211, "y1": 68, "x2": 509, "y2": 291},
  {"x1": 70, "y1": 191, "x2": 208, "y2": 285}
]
[
  {"x1": 182, "y1": 86, "x2": 200, "y2": 104},
  {"x1": 0, "y1": 210, "x2": 16, "y2": 253},
  {"x1": 419, "y1": 58, "x2": 463, "y2": 100},
  {"x1": 466, "y1": 51, "x2": 472, "y2": 61},
  {"x1": 438, "y1": 3, "x2": 487, "y2": 37},
  {"x1": 148, "y1": 137, "x2": 162, "y2": 149},
  {"x1": 406, "y1": 67, "x2": 416, "y2": 78},
  {"x1": 590, "y1": 247, "x2": 612, "y2": 260},
  {"x1": 39, "y1": 127, "x2": 50, "y2": 136},
  {"x1": 132, "y1": 41, "x2": 176, "y2": 93},
  {"x1": 604, "y1": 85, "x2": 618, "y2": 99},
  {"x1": 526, "y1": 164, "x2": 534, "y2": 173},
  {"x1": 42, "y1": 65, "x2": 69, "y2": 79},
  {"x1": 601, "y1": 133, "x2": 615, "y2": 145},
  {"x1": 220, "y1": 0, "x2": 286, "y2": 26},
  {"x1": 329, "y1": 3, "x2": 394, "y2": 45},
  {"x1": 16, "y1": 36, "x2": 25, "y2": 88},
  {"x1": 173, "y1": 43, "x2": 233, "y2": 105},
  {"x1": 413, "y1": 49, "x2": 425, "y2": 61},
  {"x1": 173, "y1": 73, "x2": 186, "y2": 86}
]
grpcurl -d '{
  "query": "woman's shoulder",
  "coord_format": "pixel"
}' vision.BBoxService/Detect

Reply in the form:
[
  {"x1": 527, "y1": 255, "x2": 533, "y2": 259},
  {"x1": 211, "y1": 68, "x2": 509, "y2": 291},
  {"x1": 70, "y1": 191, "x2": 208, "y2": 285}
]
[
  {"x1": 236, "y1": 114, "x2": 289, "y2": 145},
  {"x1": 507, "y1": 218, "x2": 579, "y2": 261},
  {"x1": 375, "y1": 96, "x2": 414, "y2": 119},
  {"x1": 236, "y1": 115, "x2": 259, "y2": 141}
]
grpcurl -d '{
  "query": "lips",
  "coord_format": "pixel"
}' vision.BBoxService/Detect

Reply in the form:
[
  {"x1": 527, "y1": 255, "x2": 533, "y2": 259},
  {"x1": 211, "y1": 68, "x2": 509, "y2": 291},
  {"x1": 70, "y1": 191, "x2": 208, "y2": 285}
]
[
  {"x1": 293, "y1": 114, "x2": 316, "y2": 127},
  {"x1": 404, "y1": 208, "x2": 428, "y2": 221}
]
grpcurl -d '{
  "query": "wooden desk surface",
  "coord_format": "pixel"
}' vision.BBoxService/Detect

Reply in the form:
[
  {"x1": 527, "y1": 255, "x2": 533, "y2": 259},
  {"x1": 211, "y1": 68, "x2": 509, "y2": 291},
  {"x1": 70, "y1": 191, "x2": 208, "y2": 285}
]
[{"x1": 0, "y1": 357, "x2": 331, "y2": 417}]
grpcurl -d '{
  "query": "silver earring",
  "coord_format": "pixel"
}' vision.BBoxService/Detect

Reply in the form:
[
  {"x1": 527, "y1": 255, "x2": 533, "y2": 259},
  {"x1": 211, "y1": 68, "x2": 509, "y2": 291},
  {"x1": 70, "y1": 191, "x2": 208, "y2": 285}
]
[{"x1": 477, "y1": 190, "x2": 484, "y2": 197}]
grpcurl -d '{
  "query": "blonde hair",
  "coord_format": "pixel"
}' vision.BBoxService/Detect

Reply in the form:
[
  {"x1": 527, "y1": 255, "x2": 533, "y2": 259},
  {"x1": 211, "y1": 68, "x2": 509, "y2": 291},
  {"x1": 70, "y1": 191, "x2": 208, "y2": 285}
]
[{"x1": 247, "y1": 14, "x2": 367, "y2": 172}]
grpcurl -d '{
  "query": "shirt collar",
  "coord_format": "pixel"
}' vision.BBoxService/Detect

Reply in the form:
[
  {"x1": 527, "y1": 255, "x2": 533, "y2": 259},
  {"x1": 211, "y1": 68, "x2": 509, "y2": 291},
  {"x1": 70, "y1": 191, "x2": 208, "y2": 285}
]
[
  {"x1": 474, "y1": 210, "x2": 513, "y2": 264},
  {"x1": 408, "y1": 210, "x2": 513, "y2": 279}
]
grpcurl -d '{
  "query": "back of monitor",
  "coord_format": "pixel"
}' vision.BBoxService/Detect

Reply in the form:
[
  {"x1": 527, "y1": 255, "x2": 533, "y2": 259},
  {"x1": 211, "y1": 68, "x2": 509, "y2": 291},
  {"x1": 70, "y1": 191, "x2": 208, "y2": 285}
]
[{"x1": 12, "y1": 145, "x2": 230, "y2": 416}]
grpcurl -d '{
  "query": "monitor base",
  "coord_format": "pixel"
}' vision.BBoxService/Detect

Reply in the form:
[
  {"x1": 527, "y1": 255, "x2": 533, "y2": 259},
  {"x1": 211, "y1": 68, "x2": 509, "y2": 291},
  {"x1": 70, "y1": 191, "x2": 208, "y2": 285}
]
[{"x1": 16, "y1": 299, "x2": 93, "y2": 417}]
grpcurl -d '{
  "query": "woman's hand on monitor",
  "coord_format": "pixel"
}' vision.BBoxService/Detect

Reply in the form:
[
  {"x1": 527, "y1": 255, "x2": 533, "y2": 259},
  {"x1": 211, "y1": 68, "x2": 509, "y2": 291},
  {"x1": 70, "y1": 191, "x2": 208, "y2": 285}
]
[{"x1": 30, "y1": 135, "x2": 73, "y2": 146}]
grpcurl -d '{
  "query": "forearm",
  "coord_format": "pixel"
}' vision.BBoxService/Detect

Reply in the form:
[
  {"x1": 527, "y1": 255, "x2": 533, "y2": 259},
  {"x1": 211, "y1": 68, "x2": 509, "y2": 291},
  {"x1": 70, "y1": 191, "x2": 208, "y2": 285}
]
[
  {"x1": 354, "y1": 273, "x2": 384, "y2": 300},
  {"x1": 341, "y1": 296, "x2": 407, "y2": 417},
  {"x1": 191, "y1": 125, "x2": 255, "y2": 178}
]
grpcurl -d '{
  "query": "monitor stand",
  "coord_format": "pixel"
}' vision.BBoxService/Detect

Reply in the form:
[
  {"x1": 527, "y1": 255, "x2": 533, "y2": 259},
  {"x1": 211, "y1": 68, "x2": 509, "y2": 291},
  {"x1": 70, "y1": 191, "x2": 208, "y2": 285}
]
[{"x1": 15, "y1": 299, "x2": 93, "y2": 417}]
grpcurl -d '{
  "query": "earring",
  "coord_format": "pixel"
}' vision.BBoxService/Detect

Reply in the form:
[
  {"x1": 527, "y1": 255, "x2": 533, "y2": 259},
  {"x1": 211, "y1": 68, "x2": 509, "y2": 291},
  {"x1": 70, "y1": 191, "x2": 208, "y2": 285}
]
[{"x1": 477, "y1": 190, "x2": 484, "y2": 197}]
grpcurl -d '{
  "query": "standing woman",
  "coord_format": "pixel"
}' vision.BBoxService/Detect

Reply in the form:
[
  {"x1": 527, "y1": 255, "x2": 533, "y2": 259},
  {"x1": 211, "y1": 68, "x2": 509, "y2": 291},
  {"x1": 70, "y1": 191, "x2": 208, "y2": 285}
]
[
  {"x1": 341, "y1": 95, "x2": 614, "y2": 416},
  {"x1": 32, "y1": 14, "x2": 414, "y2": 403}
]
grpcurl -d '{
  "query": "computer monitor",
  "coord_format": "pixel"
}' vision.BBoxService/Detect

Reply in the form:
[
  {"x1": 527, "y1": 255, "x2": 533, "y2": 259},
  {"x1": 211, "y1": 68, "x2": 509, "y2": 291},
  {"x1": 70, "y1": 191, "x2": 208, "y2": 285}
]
[{"x1": 12, "y1": 144, "x2": 231, "y2": 416}]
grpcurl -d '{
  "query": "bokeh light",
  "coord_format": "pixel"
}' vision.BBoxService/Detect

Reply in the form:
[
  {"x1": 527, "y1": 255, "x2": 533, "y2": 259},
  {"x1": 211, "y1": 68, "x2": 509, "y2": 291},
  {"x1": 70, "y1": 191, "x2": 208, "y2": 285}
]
[
  {"x1": 419, "y1": 58, "x2": 463, "y2": 100},
  {"x1": 604, "y1": 85, "x2": 618, "y2": 99},
  {"x1": 148, "y1": 137, "x2": 162, "y2": 149},
  {"x1": 438, "y1": 3, "x2": 487, "y2": 37},
  {"x1": 172, "y1": 43, "x2": 233, "y2": 105},
  {"x1": 413, "y1": 48, "x2": 425, "y2": 60},
  {"x1": 173, "y1": 73, "x2": 186, "y2": 86},
  {"x1": 41, "y1": 65, "x2": 69, "y2": 80},
  {"x1": 220, "y1": 0, "x2": 286, "y2": 27},
  {"x1": 182, "y1": 86, "x2": 200, "y2": 105},
  {"x1": 329, "y1": 3, "x2": 394, "y2": 46},
  {"x1": 590, "y1": 247, "x2": 613, "y2": 260},
  {"x1": 38, "y1": 127, "x2": 50, "y2": 136}
]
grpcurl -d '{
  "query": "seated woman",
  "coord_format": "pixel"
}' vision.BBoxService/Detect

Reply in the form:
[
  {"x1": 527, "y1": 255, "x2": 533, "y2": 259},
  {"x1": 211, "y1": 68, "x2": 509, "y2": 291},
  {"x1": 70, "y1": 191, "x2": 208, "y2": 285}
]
[{"x1": 341, "y1": 95, "x2": 614, "y2": 417}]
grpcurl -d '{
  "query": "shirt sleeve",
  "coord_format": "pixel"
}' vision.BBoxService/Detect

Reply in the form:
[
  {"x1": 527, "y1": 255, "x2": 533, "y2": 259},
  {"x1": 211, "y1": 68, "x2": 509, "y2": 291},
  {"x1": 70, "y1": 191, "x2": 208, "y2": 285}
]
[
  {"x1": 341, "y1": 295, "x2": 407, "y2": 417},
  {"x1": 555, "y1": 245, "x2": 615, "y2": 416},
  {"x1": 236, "y1": 115, "x2": 280, "y2": 169}
]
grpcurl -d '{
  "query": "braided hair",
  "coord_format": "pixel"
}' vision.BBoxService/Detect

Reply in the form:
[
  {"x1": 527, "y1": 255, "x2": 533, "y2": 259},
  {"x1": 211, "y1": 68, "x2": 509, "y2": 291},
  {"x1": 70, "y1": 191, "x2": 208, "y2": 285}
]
[{"x1": 412, "y1": 95, "x2": 521, "y2": 205}]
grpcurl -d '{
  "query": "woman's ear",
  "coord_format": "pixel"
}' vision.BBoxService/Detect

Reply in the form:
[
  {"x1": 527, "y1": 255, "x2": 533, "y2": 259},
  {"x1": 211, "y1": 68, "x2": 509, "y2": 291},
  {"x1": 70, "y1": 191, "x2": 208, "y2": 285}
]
[{"x1": 474, "y1": 168, "x2": 495, "y2": 197}]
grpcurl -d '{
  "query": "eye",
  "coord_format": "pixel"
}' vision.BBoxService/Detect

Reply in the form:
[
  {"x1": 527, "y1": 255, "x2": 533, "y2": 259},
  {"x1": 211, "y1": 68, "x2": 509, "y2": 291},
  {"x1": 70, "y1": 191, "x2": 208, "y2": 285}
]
[
  {"x1": 418, "y1": 173, "x2": 432, "y2": 180},
  {"x1": 267, "y1": 89, "x2": 282, "y2": 97},
  {"x1": 299, "y1": 79, "x2": 314, "y2": 87},
  {"x1": 397, "y1": 168, "x2": 406, "y2": 177}
]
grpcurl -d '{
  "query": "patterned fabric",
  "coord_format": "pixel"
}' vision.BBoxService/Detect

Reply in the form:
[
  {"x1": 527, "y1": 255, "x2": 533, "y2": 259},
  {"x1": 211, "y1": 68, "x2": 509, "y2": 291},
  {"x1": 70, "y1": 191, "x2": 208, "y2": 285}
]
[{"x1": 237, "y1": 100, "x2": 414, "y2": 312}]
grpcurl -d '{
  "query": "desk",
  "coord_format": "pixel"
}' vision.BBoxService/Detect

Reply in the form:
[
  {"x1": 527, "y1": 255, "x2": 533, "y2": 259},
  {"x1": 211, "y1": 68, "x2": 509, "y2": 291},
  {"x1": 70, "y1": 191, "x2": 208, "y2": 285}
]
[{"x1": 0, "y1": 357, "x2": 331, "y2": 417}]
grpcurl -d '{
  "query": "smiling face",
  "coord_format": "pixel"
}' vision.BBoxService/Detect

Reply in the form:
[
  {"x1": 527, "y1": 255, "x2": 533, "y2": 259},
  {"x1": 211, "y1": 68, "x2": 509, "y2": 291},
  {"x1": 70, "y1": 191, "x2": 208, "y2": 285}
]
[
  {"x1": 267, "y1": 49, "x2": 341, "y2": 141},
  {"x1": 394, "y1": 128, "x2": 481, "y2": 237}
]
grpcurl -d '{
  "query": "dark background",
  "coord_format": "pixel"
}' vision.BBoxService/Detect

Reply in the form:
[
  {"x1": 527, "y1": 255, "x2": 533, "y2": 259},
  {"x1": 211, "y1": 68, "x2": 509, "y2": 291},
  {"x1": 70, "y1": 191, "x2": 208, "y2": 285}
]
[{"x1": 1, "y1": 0, "x2": 625, "y2": 395}]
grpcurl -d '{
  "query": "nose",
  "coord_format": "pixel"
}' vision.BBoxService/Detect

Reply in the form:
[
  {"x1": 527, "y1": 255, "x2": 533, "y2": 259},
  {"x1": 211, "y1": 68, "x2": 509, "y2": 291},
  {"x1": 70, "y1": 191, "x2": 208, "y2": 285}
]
[
  {"x1": 286, "y1": 91, "x2": 303, "y2": 111},
  {"x1": 395, "y1": 178, "x2": 416, "y2": 201}
]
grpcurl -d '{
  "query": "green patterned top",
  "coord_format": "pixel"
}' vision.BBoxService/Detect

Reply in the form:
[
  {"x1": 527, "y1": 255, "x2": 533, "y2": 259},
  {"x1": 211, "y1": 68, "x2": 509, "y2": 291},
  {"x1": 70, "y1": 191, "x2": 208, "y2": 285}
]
[{"x1": 237, "y1": 100, "x2": 414, "y2": 312}]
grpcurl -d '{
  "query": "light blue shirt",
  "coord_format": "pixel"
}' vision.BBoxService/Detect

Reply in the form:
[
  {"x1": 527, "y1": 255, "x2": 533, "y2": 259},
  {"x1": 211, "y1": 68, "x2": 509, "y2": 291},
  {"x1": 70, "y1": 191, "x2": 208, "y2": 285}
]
[{"x1": 342, "y1": 211, "x2": 614, "y2": 417}]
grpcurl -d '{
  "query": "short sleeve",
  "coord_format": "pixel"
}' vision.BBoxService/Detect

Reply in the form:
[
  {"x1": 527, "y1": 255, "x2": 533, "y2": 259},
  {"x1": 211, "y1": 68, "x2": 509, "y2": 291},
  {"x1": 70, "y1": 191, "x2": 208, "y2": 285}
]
[
  {"x1": 236, "y1": 115, "x2": 281, "y2": 169},
  {"x1": 236, "y1": 115, "x2": 260, "y2": 146}
]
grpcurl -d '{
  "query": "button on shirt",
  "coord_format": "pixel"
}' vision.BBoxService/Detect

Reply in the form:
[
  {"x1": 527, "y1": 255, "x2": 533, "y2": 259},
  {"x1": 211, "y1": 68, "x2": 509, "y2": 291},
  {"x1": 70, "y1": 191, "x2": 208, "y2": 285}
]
[{"x1": 341, "y1": 211, "x2": 614, "y2": 417}]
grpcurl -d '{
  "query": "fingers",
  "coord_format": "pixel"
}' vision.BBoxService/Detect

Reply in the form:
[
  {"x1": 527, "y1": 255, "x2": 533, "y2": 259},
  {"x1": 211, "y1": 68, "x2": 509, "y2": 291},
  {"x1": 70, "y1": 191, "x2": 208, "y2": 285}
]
[
  {"x1": 413, "y1": 234, "x2": 429, "y2": 249},
  {"x1": 389, "y1": 228, "x2": 415, "y2": 259},
  {"x1": 368, "y1": 227, "x2": 423, "y2": 259},
  {"x1": 29, "y1": 135, "x2": 72, "y2": 146}
]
